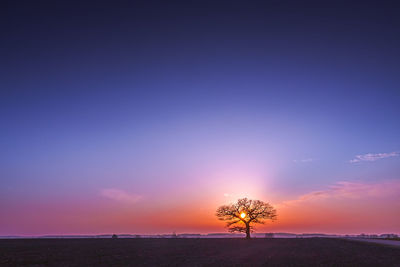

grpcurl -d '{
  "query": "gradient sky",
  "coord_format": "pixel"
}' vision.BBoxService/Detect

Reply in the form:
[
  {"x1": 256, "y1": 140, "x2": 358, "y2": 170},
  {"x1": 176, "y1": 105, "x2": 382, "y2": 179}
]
[{"x1": 1, "y1": 1, "x2": 400, "y2": 236}]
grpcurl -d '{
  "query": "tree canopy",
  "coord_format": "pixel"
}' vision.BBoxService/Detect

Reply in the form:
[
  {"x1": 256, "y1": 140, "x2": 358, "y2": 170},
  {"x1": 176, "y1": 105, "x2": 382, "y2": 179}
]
[{"x1": 216, "y1": 198, "x2": 277, "y2": 239}]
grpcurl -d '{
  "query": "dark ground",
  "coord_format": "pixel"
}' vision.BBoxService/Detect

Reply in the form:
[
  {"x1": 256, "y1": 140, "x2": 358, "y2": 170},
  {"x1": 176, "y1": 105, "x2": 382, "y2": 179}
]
[{"x1": 1, "y1": 238, "x2": 399, "y2": 266}]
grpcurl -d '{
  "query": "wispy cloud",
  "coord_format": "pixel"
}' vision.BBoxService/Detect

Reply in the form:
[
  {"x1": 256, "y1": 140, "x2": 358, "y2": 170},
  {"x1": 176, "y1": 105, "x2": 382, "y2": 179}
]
[
  {"x1": 282, "y1": 180, "x2": 400, "y2": 207},
  {"x1": 274, "y1": 180, "x2": 400, "y2": 233},
  {"x1": 293, "y1": 158, "x2": 315, "y2": 163},
  {"x1": 100, "y1": 188, "x2": 141, "y2": 204},
  {"x1": 349, "y1": 151, "x2": 399, "y2": 163}
]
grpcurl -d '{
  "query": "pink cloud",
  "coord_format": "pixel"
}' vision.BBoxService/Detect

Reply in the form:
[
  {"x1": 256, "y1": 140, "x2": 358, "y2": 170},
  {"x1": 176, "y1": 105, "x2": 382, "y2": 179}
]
[
  {"x1": 282, "y1": 179, "x2": 400, "y2": 206},
  {"x1": 270, "y1": 179, "x2": 400, "y2": 234},
  {"x1": 100, "y1": 188, "x2": 141, "y2": 204}
]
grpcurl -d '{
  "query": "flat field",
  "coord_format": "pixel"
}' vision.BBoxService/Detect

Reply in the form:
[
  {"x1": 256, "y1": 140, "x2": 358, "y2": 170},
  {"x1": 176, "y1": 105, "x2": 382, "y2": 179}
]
[{"x1": 1, "y1": 238, "x2": 399, "y2": 266}]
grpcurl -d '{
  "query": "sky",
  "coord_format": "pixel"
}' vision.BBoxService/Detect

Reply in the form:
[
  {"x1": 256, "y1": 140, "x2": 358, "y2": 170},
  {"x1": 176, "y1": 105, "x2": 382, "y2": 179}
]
[{"x1": 1, "y1": 0, "x2": 400, "y2": 236}]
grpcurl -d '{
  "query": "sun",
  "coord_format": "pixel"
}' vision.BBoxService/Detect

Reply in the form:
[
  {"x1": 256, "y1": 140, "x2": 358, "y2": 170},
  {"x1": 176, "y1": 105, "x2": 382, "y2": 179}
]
[{"x1": 240, "y1": 212, "x2": 246, "y2": 218}]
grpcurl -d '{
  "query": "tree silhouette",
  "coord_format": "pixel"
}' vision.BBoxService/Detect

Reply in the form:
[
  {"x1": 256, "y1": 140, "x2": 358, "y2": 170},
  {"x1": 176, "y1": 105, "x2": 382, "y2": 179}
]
[{"x1": 216, "y1": 198, "x2": 277, "y2": 239}]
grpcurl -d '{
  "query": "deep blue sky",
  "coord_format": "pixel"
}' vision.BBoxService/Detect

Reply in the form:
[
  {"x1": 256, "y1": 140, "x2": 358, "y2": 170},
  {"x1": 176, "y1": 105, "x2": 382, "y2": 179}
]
[{"x1": 1, "y1": 1, "x2": 400, "y2": 234}]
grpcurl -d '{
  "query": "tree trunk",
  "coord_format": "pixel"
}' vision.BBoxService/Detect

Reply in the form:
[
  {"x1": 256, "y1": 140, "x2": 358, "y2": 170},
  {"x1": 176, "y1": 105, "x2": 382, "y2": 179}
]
[{"x1": 245, "y1": 223, "x2": 251, "y2": 239}]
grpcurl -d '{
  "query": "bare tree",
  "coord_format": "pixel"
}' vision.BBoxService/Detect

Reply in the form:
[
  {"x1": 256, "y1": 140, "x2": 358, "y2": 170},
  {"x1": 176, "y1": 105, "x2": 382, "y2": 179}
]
[{"x1": 216, "y1": 198, "x2": 277, "y2": 239}]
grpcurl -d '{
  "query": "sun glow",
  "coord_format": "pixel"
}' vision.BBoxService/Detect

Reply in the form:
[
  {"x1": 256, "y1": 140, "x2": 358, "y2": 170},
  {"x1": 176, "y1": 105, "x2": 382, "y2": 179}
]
[{"x1": 240, "y1": 213, "x2": 246, "y2": 218}]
